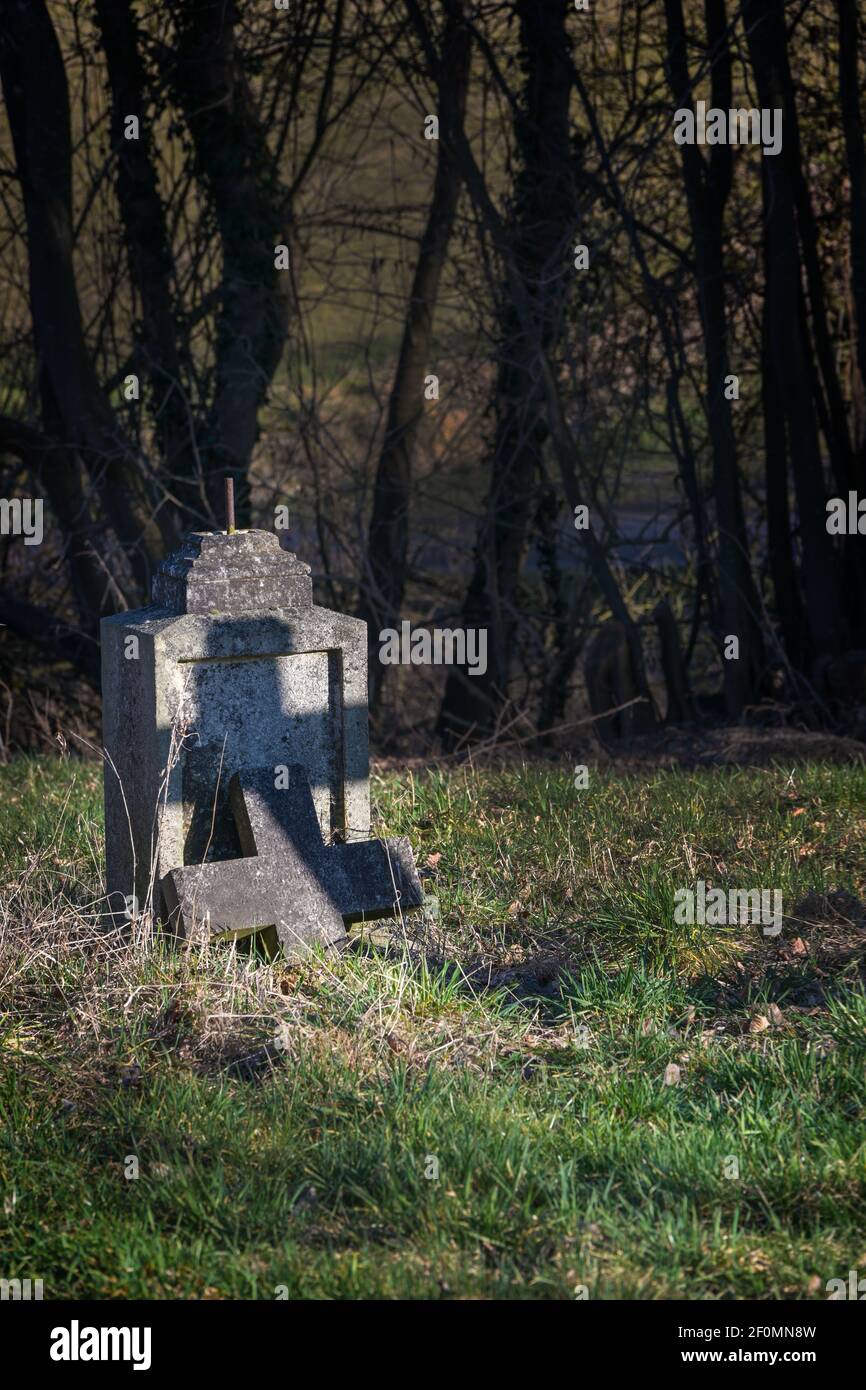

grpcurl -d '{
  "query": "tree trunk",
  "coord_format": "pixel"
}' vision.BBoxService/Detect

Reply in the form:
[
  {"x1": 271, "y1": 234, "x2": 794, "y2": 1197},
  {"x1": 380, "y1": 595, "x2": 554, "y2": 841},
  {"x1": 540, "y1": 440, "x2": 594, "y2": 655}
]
[
  {"x1": 438, "y1": 0, "x2": 582, "y2": 740},
  {"x1": 95, "y1": 0, "x2": 194, "y2": 525},
  {"x1": 168, "y1": 0, "x2": 293, "y2": 528},
  {"x1": 664, "y1": 0, "x2": 764, "y2": 716},
  {"x1": 654, "y1": 600, "x2": 695, "y2": 723},
  {"x1": 357, "y1": 1, "x2": 471, "y2": 708},
  {"x1": 760, "y1": 295, "x2": 803, "y2": 669},
  {"x1": 0, "y1": 0, "x2": 166, "y2": 597},
  {"x1": 0, "y1": 414, "x2": 113, "y2": 629},
  {"x1": 838, "y1": 0, "x2": 866, "y2": 452},
  {"x1": 743, "y1": 0, "x2": 846, "y2": 668}
]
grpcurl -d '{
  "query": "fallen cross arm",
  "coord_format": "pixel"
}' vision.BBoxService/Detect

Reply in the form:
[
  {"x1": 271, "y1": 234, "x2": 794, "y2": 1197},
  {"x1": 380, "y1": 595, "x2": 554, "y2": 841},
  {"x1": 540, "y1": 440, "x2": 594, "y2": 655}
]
[{"x1": 162, "y1": 765, "x2": 423, "y2": 960}]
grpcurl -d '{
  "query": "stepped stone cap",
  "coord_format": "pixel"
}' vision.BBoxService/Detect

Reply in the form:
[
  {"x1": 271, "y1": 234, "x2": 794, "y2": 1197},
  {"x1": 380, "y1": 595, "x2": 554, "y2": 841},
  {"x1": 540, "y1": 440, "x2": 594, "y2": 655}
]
[{"x1": 152, "y1": 529, "x2": 313, "y2": 615}]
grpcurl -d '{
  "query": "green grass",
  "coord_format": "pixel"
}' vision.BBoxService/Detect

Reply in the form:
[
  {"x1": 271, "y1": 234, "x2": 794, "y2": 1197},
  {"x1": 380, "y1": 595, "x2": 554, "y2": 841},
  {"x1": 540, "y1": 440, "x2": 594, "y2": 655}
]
[{"x1": 1, "y1": 756, "x2": 865, "y2": 1298}]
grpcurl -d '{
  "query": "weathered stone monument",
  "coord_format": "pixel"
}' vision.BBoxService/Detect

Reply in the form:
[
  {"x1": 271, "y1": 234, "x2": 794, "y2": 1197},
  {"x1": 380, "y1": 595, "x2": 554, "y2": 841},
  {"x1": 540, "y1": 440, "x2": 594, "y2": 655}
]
[{"x1": 101, "y1": 514, "x2": 422, "y2": 957}]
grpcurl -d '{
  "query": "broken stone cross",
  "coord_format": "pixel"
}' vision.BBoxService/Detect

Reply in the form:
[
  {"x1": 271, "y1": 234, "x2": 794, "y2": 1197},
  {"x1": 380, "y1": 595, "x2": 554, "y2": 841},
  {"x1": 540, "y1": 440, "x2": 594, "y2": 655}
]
[
  {"x1": 162, "y1": 765, "x2": 422, "y2": 957},
  {"x1": 101, "y1": 526, "x2": 423, "y2": 955}
]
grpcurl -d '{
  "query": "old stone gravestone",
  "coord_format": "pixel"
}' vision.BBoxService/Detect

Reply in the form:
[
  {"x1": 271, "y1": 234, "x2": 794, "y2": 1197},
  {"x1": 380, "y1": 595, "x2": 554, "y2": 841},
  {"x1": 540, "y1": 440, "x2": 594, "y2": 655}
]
[{"x1": 101, "y1": 526, "x2": 422, "y2": 956}]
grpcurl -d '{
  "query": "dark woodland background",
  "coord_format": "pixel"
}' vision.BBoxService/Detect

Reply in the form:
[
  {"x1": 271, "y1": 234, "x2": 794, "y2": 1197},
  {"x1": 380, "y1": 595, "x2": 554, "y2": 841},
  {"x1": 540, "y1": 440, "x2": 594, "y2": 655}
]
[{"x1": 1, "y1": 0, "x2": 865, "y2": 756}]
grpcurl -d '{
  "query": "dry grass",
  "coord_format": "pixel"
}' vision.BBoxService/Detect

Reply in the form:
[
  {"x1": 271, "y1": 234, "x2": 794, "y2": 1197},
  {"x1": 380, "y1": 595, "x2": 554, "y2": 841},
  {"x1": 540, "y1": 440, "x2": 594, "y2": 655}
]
[{"x1": 1, "y1": 754, "x2": 865, "y2": 1298}]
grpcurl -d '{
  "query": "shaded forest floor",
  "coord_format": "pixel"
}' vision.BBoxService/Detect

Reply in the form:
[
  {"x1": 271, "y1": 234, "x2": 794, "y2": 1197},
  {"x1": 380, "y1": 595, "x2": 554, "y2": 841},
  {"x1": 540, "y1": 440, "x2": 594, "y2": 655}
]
[{"x1": 1, "y1": 757, "x2": 865, "y2": 1298}]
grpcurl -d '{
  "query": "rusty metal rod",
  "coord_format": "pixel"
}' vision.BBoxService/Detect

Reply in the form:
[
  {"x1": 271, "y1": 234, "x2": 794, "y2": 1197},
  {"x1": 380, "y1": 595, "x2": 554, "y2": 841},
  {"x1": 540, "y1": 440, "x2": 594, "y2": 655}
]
[{"x1": 225, "y1": 476, "x2": 236, "y2": 534}]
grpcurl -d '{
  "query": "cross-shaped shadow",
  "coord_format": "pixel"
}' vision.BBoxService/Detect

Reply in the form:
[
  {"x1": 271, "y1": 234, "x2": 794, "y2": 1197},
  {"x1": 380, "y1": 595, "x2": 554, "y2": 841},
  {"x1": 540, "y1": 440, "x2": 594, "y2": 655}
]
[{"x1": 156, "y1": 616, "x2": 421, "y2": 958}]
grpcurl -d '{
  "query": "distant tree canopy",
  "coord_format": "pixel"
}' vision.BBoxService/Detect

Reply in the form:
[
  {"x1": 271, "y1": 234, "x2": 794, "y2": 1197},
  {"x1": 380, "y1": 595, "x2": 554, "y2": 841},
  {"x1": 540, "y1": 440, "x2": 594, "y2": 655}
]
[{"x1": 1, "y1": 1, "x2": 865, "y2": 748}]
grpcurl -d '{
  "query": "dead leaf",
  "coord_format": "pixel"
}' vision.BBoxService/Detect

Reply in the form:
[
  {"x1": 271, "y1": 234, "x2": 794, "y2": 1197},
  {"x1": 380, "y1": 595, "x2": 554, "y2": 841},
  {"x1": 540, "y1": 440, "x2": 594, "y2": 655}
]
[
  {"x1": 425, "y1": 852, "x2": 442, "y2": 869},
  {"x1": 663, "y1": 1062, "x2": 681, "y2": 1086},
  {"x1": 744, "y1": 1248, "x2": 771, "y2": 1272},
  {"x1": 749, "y1": 1014, "x2": 770, "y2": 1034},
  {"x1": 791, "y1": 936, "x2": 809, "y2": 955}
]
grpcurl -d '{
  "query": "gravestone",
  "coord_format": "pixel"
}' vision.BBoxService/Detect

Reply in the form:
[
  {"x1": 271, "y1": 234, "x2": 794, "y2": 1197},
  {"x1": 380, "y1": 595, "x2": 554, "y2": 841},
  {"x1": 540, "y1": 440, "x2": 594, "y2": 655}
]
[{"x1": 101, "y1": 526, "x2": 421, "y2": 955}]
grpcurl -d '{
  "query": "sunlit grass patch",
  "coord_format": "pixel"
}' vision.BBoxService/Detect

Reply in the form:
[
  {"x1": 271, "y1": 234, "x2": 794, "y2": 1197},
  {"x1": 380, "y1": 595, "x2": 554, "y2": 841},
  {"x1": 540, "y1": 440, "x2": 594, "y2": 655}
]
[{"x1": 1, "y1": 755, "x2": 864, "y2": 1298}]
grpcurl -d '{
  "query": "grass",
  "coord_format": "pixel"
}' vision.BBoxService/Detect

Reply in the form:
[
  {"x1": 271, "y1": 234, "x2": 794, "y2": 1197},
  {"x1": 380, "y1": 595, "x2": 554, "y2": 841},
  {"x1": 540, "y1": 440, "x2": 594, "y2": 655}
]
[{"x1": 1, "y1": 755, "x2": 865, "y2": 1299}]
